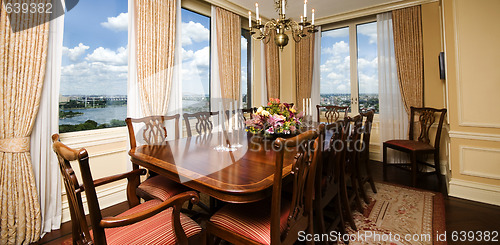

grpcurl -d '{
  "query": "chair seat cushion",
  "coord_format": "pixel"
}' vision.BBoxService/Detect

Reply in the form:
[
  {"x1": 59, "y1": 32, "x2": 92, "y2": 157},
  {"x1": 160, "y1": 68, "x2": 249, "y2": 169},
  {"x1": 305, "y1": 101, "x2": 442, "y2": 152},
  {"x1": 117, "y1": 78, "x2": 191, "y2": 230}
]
[
  {"x1": 385, "y1": 140, "x2": 435, "y2": 151},
  {"x1": 137, "y1": 175, "x2": 190, "y2": 201},
  {"x1": 209, "y1": 198, "x2": 291, "y2": 245},
  {"x1": 105, "y1": 200, "x2": 201, "y2": 244}
]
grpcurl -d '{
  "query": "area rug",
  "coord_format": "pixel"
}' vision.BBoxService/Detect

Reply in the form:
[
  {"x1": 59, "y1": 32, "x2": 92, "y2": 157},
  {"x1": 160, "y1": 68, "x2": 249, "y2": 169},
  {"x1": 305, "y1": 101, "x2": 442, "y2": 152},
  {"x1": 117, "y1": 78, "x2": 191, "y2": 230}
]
[{"x1": 344, "y1": 182, "x2": 447, "y2": 245}]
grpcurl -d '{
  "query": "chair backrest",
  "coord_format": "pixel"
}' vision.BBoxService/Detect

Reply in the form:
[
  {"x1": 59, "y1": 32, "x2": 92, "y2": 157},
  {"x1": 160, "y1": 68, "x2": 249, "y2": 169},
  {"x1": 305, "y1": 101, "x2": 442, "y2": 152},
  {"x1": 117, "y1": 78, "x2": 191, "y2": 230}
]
[
  {"x1": 125, "y1": 115, "x2": 180, "y2": 149},
  {"x1": 183, "y1": 111, "x2": 219, "y2": 137},
  {"x1": 51, "y1": 134, "x2": 94, "y2": 244},
  {"x1": 409, "y1": 107, "x2": 447, "y2": 148},
  {"x1": 317, "y1": 121, "x2": 346, "y2": 200},
  {"x1": 359, "y1": 110, "x2": 375, "y2": 162},
  {"x1": 241, "y1": 107, "x2": 257, "y2": 121},
  {"x1": 270, "y1": 124, "x2": 324, "y2": 244},
  {"x1": 344, "y1": 115, "x2": 363, "y2": 169},
  {"x1": 316, "y1": 105, "x2": 349, "y2": 124}
]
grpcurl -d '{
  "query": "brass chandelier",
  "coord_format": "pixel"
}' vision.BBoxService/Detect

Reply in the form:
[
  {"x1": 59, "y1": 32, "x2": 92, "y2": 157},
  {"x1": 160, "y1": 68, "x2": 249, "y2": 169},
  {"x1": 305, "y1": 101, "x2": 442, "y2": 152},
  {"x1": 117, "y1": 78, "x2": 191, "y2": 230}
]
[{"x1": 249, "y1": 0, "x2": 317, "y2": 50}]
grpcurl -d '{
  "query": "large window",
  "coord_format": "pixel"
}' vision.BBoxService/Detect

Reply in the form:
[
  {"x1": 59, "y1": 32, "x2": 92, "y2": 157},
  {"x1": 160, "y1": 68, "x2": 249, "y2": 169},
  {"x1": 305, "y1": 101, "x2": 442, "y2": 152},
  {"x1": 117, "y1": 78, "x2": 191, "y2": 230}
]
[
  {"x1": 59, "y1": 0, "x2": 128, "y2": 133},
  {"x1": 181, "y1": 8, "x2": 210, "y2": 113},
  {"x1": 320, "y1": 20, "x2": 379, "y2": 114}
]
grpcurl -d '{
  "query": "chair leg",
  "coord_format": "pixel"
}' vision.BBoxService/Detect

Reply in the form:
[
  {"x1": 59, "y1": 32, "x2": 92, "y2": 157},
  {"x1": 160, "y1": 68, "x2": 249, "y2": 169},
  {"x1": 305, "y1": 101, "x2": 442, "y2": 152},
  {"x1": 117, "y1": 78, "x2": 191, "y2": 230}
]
[
  {"x1": 314, "y1": 203, "x2": 326, "y2": 242},
  {"x1": 351, "y1": 176, "x2": 364, "y2": 213},
  {"x1": 340, "y1": 177, "x2": 357, "y2": 230},
  {"x1": 434, "y1": 152, "x2": 443, "y2": 191},
  {"x1": 383, "y1": 145, "x2": 388, "y2": 181},
  {"x1": 357, "y1": 172, "x2": 370, "y2": 204},
  {"x1": 411, "y1": 152, "x2": 417, "y2": 187},
  {"x1": 364, "y1": 159, "x2": 377, "y2": 193}
]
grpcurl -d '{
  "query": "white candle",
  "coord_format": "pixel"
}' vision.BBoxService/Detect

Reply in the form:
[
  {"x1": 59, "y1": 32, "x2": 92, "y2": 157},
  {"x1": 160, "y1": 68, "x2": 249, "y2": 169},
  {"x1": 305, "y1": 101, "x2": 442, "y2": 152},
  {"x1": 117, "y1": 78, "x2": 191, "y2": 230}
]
[
  {"x1": 255, "y1": 3, "x2": 259, "y2": 21},
  {"x1": 249, "y1": 11, "x2": 252, "y2": 28},
  {"x1": 308, "y1": 98, "x2": 312, "y2": 115},
  {"x1": 312, "y1": 9, "x2": 315, "y2": 25},
  {"x1": 300, "y1": 15, "x2": 303, "y2": 23},
  {"x1": 304, "y1": 0, "x2": 307, "y2": 18},
  {"x1": 303, "y1": 98, "x2": 305, "y2": 114},
  {"x1": 282, "y1": 0, "x2": 285, "y2": 15}
]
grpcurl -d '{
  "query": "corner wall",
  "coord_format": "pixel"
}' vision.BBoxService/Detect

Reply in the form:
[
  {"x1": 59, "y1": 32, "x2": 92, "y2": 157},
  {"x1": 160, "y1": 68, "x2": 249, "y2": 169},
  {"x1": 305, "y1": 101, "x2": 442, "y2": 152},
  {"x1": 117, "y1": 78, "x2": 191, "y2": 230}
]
[{"x1": 442, "y1": 0, "x2": 500, "y2": 206}]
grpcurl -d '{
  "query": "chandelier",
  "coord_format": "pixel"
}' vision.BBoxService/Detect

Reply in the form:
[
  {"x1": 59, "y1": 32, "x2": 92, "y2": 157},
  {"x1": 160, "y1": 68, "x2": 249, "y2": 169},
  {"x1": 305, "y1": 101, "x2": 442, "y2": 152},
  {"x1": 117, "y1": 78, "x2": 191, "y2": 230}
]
[{"x1": 249, "y1": 0, "x2": 317, "y2": 50}]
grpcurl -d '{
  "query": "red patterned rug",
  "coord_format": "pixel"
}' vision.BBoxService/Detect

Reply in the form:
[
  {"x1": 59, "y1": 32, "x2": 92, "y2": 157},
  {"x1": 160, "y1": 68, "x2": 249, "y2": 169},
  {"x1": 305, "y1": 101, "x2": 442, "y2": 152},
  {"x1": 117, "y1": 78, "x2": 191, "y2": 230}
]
[{"x1": 344, "y1": 182, "x2": 447, "y2": 245}]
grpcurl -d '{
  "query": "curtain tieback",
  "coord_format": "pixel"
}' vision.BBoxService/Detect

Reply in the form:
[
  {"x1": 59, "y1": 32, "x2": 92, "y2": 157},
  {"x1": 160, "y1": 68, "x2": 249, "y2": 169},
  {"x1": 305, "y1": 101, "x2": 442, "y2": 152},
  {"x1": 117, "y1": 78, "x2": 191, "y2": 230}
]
[{"x1": 0, "y1": 137, "x2": 31, "y2": 153}]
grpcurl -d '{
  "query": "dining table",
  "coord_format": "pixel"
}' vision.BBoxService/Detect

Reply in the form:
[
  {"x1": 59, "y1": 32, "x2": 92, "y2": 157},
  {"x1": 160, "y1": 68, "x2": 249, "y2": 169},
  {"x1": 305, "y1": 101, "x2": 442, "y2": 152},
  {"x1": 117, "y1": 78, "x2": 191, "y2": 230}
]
[{"x1": 129, "y1": 130, "x2": 305, "y2": 203}]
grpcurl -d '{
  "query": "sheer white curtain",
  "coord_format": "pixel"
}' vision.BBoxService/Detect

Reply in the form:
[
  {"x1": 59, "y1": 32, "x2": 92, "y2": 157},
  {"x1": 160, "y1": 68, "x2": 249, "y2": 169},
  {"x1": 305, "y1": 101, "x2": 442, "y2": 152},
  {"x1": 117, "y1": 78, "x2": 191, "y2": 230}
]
[
  {"x1": 210, "y1": 5, "x2": 222, "y2": 112},
  {"x1": 127, "y1": 0, "x2": 142, "y2": 119},
  {"x1": 377, "y1": 12, "x2": 408, "y2": 162},
  {"x1": 311, "y1": 26, "x2": 321, "y2": 120},
  {"x1": 30, "y1": 3, "x2": 65, "y2": 235}
]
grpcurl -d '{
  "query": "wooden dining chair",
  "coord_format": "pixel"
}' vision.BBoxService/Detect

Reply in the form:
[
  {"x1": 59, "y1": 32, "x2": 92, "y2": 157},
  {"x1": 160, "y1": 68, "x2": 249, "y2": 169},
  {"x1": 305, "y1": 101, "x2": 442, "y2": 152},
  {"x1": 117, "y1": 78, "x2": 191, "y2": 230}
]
[
  {"x1": 242, "y1": 107, "x2": 257, "y2": 121},
  {"x1": 52, "y1": 134, "x2": 203, "y2": 245},
  {"x1": 316, "y1": 105, "x2": 349, "y2": 124},
  {"x1": 126, "y1": 116, "x2": 190, "y2": 202},
  {"x1": 356, "y1": 109, "x2": 377, "y2": 204},
  {"x1": 314, "y1": 121, "x2": 346, "y2": 241},
  {"x1": 383, "y1": 107, "x2": 447, "y2": 187},
  {"x1": 183, "y1": 111, "x2": 219, "y2": 137},
  {"x1": 206, "y1": 125, "x2": 324, "y2": 245},
  {"x1": 339, "y1": 115, "x2": 364, "y2": 230}
]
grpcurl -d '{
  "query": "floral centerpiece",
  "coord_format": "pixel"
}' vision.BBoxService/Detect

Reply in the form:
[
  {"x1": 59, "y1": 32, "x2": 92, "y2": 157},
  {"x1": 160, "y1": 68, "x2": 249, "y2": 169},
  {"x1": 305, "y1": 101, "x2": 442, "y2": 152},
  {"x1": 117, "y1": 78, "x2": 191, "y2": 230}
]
[{"x1": 245, "y1": 98, "x2": 303, "y2": 137}]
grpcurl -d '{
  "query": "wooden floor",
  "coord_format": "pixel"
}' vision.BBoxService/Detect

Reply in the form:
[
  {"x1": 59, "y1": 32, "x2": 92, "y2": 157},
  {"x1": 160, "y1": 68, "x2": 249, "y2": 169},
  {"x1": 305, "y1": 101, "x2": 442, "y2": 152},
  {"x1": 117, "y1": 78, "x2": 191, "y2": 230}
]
[{"x1": 37, "y1": 161, "x2": 500, "y2": 244}]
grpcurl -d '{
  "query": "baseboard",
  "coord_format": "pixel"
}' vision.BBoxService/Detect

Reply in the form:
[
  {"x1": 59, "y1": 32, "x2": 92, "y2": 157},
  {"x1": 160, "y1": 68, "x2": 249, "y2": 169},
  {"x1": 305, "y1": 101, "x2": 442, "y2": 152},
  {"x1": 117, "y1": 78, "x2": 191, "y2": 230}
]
[
  {"x1": 449, "y1": 179, "x2": 500, "y2": 206},
  {"x1": 61, "y1": 183, "x2": 128, "y2": 223}
]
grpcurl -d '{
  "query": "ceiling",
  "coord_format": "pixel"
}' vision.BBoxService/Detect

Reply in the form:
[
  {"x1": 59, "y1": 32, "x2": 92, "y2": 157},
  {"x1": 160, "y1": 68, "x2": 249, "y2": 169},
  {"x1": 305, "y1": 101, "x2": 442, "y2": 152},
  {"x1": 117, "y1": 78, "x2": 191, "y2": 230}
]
[{"x1": 227, "y1": 0, "x2": 404, "y2": 21}]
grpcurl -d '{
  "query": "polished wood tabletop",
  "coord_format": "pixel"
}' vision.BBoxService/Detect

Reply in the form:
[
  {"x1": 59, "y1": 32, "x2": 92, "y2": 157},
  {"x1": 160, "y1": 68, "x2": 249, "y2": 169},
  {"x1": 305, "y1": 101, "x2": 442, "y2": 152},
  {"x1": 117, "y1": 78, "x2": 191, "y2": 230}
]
[{"x1": 129, "y1": 131, "x2": 302, "y2": 203}]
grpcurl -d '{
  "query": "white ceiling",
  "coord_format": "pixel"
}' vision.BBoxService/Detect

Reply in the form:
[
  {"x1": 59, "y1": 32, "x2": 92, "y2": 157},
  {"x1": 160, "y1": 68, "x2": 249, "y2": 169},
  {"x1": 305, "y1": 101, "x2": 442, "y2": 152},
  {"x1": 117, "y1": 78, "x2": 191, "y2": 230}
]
[{"x1": 227, "y1": 0, "x2": 404, "y2": 20}]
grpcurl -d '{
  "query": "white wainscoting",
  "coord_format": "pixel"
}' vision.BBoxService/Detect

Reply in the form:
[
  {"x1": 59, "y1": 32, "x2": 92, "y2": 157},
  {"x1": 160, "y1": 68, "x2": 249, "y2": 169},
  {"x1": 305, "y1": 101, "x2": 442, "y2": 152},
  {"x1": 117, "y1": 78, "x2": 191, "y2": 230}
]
[{"x1": 449, "y1": 178, "x2": 500, "y2": 207}]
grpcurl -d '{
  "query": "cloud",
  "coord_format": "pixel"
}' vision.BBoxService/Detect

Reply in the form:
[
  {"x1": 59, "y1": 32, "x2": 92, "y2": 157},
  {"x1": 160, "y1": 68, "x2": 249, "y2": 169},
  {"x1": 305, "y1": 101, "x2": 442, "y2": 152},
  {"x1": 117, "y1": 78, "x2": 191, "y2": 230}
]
[
  {"x1": 62, "y1": 43, "x2": 90, "y2": 62},
  {"x1": 357, "y1": 23, "x2": 377, "y2": 44},
  {"x1": 86, "y1": 47, "x2": 128, "y2": 65},
  {"x1": 181, "y1": 21, "x2": 209, "y2": 46},
  {"x1": 181, "y1": 46, "x2": 210, "y2": 95},
  {"x1": 60, "y1": 61, "x2": 127, "y2": 95},
  {"x1": 101, "y1": 12, "x2": 128, "y2": 32},
  {"x1": 324, "y1": 41, "x2": 349, "y2": 55},
  {"x1": 322, "y1": 28, "x2": 349, "y2": 38}
]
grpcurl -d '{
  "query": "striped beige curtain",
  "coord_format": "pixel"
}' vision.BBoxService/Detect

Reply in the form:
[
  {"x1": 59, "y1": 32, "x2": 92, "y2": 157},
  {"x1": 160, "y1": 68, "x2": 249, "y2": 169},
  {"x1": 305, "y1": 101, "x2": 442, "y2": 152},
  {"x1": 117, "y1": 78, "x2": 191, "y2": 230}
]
[
  {"x1": 0, "y1": 1, "x2": 51, "y2": 243},
  {"x1": 295, "y1": 35, "x2": 315, "y2": 112},
  {"x1": 215, "y1": 7, "x2": 241, "y2": 101},
  {"x1": 135, "y1": 0, "x2": 176, "y2": 116},
  {"x1": 392, "y1": 6, "x2": 424, "y2": 114},
  {"x1": 264, "y1": 32, "x2": 280, "y2": 100}
]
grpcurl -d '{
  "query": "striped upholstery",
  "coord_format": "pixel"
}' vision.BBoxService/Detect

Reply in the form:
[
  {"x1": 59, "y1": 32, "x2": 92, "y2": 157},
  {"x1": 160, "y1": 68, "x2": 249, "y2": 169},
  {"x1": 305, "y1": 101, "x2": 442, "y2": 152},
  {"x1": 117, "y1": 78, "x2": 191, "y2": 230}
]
[
  {"x1": 105, "y1": 200, "x2": 201, "y2": 244},
  {"x1": 210, "y1": 199, "x2": 291, "y2": 245},
  {"x1": 137, "y1": 175, "x2": 189, "y2": 201}
]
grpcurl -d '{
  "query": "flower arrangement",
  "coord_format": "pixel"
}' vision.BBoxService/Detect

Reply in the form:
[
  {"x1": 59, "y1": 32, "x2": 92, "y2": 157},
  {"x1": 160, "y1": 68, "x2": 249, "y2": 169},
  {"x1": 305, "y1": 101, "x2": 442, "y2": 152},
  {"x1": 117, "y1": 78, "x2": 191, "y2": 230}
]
[{"x1": 245, "y1": 98, "x2": 303, "y2": 136}]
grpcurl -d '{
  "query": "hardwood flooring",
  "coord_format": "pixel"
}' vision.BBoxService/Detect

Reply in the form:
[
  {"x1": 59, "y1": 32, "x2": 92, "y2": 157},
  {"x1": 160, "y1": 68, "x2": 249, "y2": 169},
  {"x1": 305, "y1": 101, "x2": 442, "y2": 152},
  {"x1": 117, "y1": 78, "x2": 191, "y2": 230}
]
[{"x1": 37, "y1": 161, "x2": 500, "y2": 244}]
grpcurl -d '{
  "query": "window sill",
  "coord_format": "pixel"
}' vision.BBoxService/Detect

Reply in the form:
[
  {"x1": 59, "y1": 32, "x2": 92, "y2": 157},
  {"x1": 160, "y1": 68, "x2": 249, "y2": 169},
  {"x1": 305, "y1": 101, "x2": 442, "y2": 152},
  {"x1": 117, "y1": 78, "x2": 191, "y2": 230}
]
[{"x1": 59, "y1": 126, "x2": 128, "y2": 148}]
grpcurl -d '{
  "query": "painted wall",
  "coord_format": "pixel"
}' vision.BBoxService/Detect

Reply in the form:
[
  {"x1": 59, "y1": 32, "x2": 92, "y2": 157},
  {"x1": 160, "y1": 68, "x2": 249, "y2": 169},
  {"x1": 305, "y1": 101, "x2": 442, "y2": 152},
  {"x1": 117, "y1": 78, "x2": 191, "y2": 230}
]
[{"x1": 442, "y1": 0, "x2": 500, "y2": 206}]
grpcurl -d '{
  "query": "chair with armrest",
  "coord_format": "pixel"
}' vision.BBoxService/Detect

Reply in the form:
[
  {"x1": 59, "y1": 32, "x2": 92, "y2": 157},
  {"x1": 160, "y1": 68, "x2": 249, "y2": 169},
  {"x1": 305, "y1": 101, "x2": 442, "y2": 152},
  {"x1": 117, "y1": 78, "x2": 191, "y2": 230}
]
[
  {"x1": 356, "y1": 109, "x2": 377, "y2": 203},
  {"x1": 51, "y1": 134, "x2": 203, "y2": 245},
  {"x1": 241, "y1": 107, "x2": 257, "y2": 121},
  {"x1": 383, "y1": 107, "x2": 447, "y2": 187},
  {"x1": 314, "y1": 121, "x2": 346, "y2": 242},
  {"x1": 316, "y1": 105, "x2": 349, "y2": 124},
  {"x1": 206, "y1": 125, "x2": 324, "y2": 245},
  {"x1": 126, "y1": 115, "x2": 191, "y2": 202},
  {"x1": 183, "y1": 111, "x2": 220, "y2": 137}
]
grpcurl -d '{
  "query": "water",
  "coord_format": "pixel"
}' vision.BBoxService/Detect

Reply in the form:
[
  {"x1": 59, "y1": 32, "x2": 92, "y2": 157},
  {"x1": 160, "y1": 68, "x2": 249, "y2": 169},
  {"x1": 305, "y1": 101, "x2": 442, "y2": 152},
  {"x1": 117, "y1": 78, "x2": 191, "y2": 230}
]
[
  {"x1": 60, "y1": 106, "x2": 127, "y2": 125},
  {"x1": 59, "y1": 100, "x2": 207, "y2": 126}
]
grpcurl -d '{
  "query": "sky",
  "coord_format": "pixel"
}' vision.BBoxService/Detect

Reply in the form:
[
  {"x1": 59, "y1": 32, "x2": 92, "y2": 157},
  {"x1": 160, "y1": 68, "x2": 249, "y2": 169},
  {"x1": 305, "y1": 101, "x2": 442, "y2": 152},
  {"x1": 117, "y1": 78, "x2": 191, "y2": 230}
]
[
  {"x1": 320, "y1": 22, "x2": 378, "y2": 95},
  {"x1": 60, "y1": 3, "x2": 247, "y2": 97}
]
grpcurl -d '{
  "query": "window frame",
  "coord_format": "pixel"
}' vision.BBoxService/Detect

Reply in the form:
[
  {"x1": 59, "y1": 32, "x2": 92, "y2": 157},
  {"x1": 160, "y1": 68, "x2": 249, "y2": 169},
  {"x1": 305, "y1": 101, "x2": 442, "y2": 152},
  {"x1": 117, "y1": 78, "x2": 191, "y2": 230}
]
[
  {"x1": 321, "y1": 16, "x2": 378, "y2": 117},
  {"x1": 241, "y1": 28, "x2": 252, "y2": 109}
]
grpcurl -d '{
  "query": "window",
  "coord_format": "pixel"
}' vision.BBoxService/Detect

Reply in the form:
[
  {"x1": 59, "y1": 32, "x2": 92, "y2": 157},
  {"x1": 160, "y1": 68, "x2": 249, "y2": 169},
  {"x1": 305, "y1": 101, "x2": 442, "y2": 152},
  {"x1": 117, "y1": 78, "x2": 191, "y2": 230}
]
[
  {"x1": 59, "y1": 0, "x2": 128, "y2": 133},
  {"x1": 241, "y1": 29, "x2": 252, "y2": 108},
  {"x1": 181, "y1": 8, "x2": 210, "y2": 113},
  {"x1": 320, "y1": 20, "x2": 379, "y2": 114}
]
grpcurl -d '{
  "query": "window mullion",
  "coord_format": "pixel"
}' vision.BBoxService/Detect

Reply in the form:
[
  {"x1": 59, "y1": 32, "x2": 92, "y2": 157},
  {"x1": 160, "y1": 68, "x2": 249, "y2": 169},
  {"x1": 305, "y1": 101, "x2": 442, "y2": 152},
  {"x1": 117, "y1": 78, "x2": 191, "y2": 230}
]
[{"x1": 349, "y1": 23, "x2": 359, "y2": 115}]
